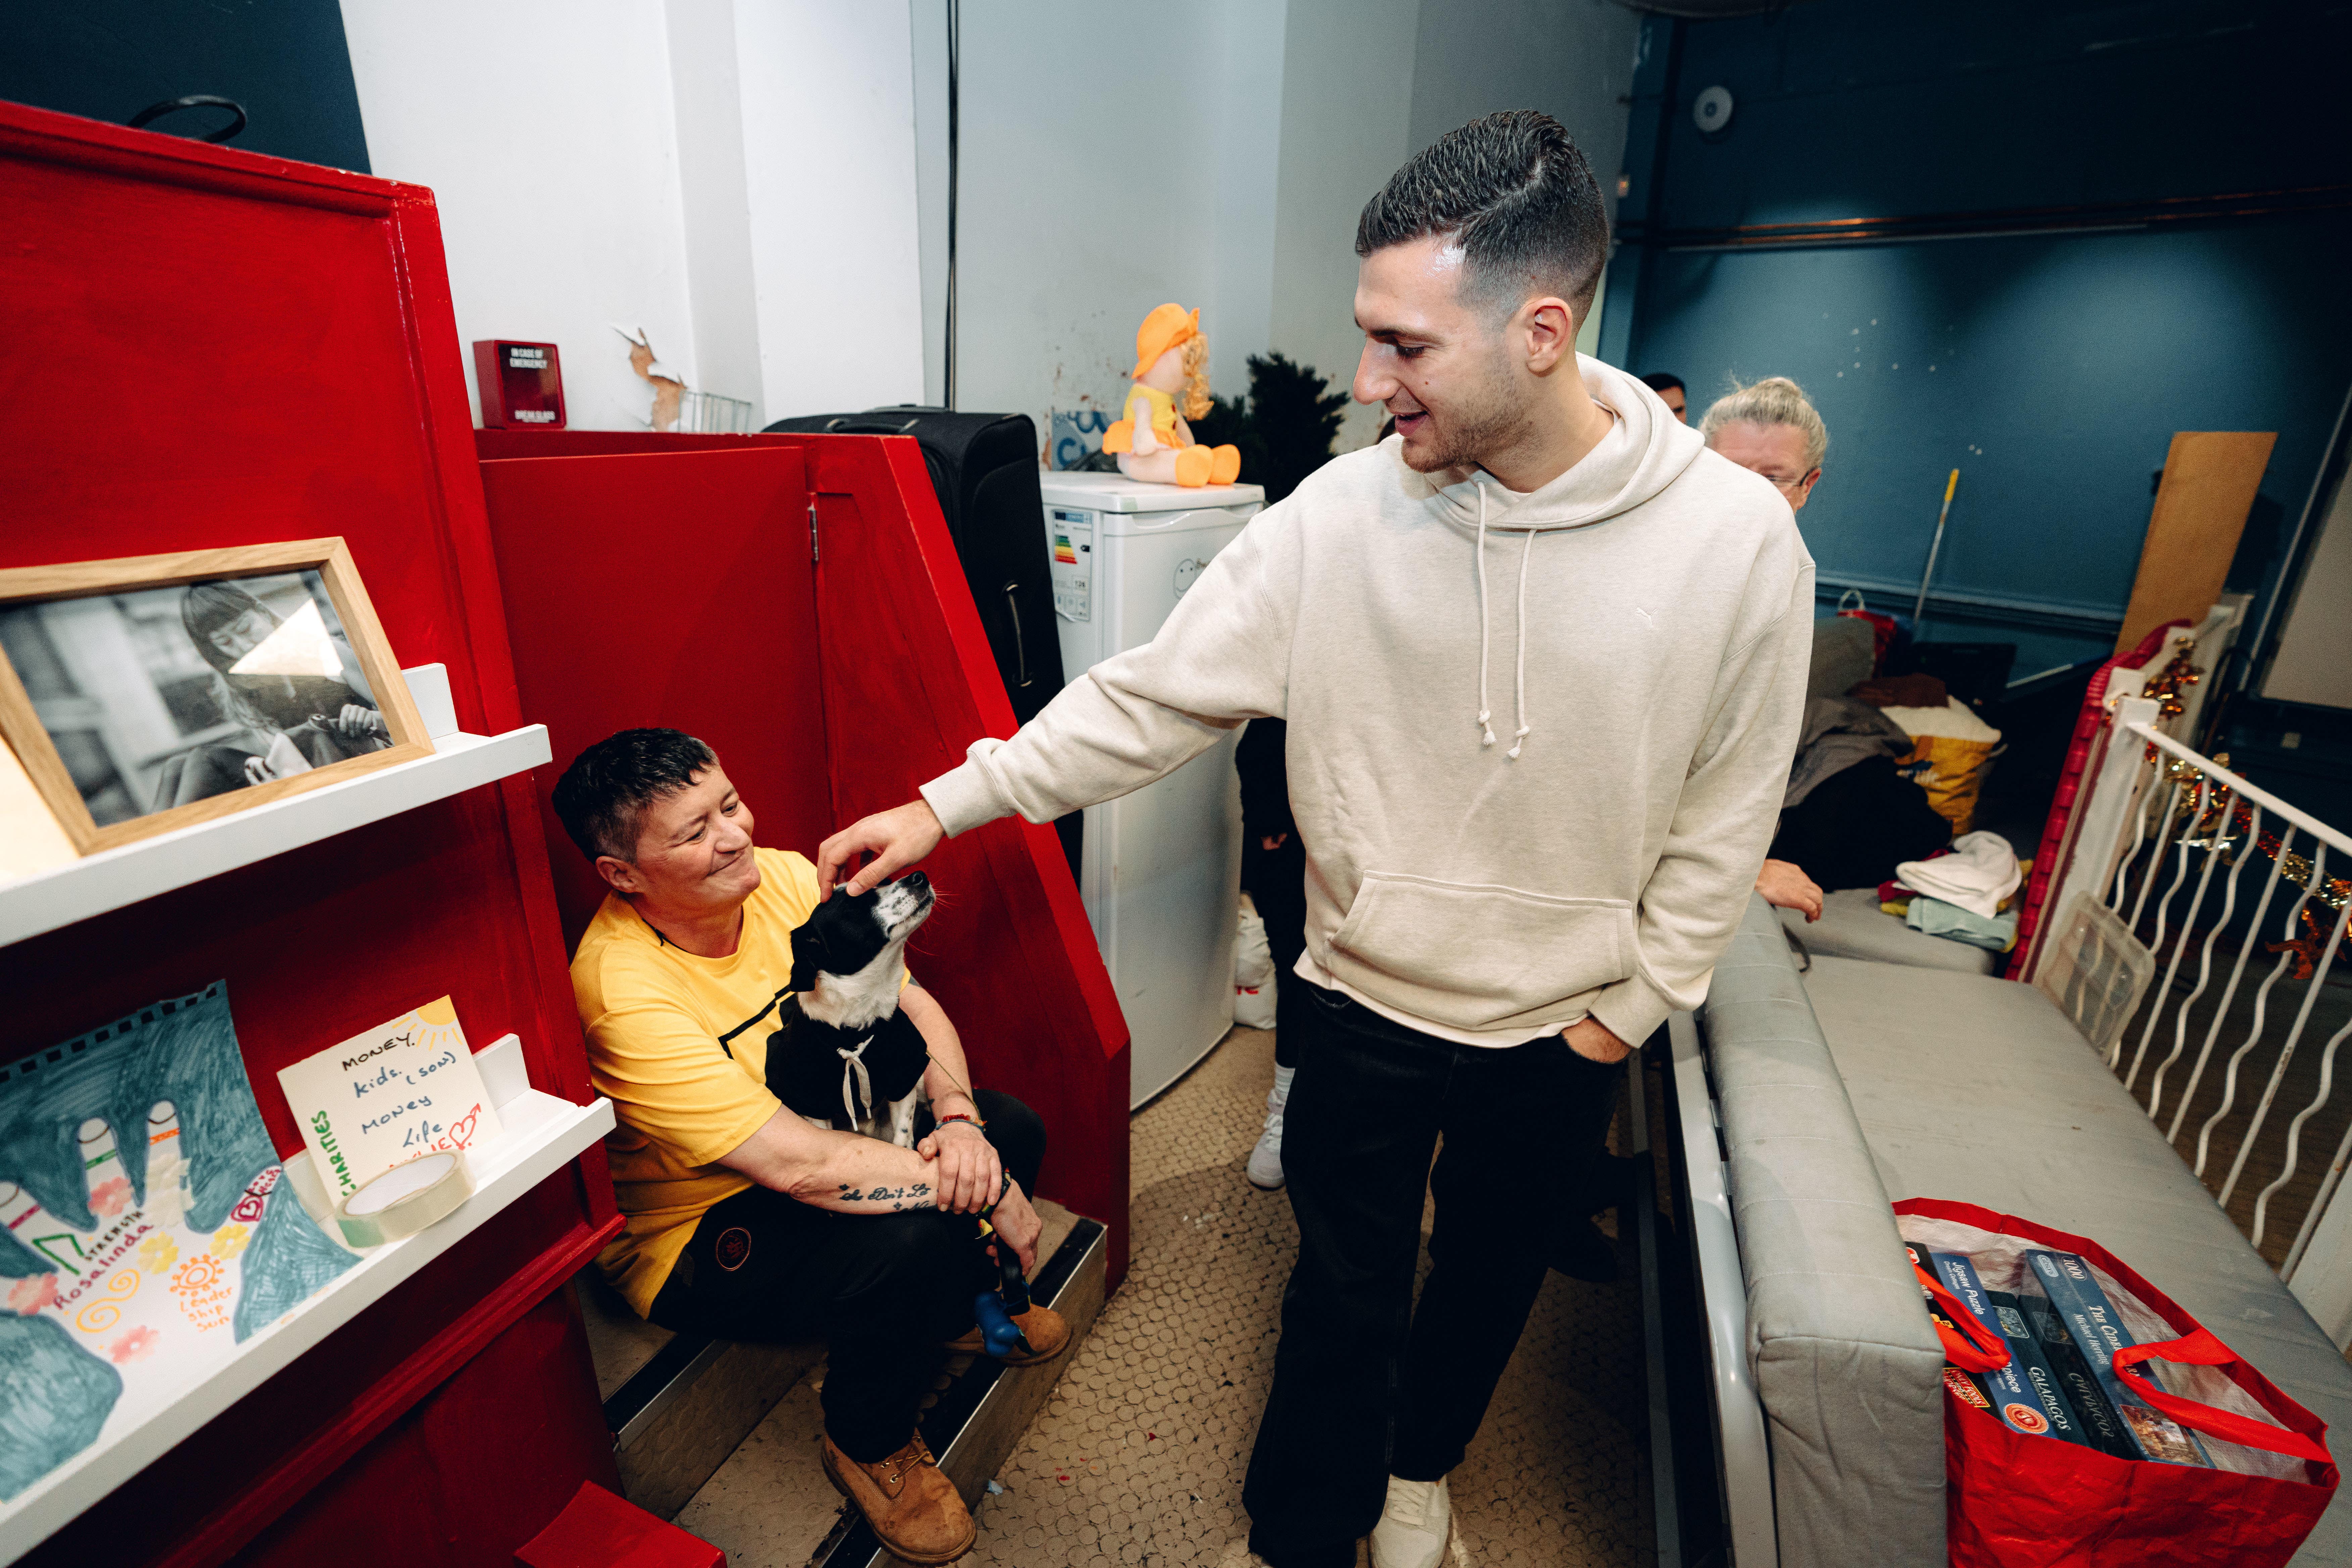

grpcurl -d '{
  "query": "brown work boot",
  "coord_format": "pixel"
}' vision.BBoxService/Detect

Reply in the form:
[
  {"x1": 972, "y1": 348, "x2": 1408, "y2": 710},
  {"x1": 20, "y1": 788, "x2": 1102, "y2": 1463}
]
[
  {"x1": 822, "y1": 1433, "x2": 975, "y2": 1565},
  {"x1": 941, "y1": 1303, "x2": 1072, "y2": 1366}
]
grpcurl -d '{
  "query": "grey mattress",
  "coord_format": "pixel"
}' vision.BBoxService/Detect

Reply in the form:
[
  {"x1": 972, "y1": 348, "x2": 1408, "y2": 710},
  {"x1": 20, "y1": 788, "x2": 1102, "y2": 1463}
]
[
  {"x1": 1802, "y1": 953, "x2": 2352, "y2": 1564},
  {"x1": 1699, "y1": 897, "x2": 1948, "y2": 1568},
  {"x1": 1780, "y1": 886, "x2": 1998, "y2": 974}
]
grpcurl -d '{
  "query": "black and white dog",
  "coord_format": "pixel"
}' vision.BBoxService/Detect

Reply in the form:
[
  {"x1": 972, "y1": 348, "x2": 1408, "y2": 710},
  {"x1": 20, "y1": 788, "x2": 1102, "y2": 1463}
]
[{"x1": 764, "y1": 872, "x2": 938, "y2": 1145}]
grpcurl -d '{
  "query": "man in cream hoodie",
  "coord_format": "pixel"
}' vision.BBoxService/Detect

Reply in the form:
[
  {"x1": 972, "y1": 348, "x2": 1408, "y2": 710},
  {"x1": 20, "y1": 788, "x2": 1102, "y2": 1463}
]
[{"x1": 819, "y1": 111, "x2": 1811, "y2": 1568}]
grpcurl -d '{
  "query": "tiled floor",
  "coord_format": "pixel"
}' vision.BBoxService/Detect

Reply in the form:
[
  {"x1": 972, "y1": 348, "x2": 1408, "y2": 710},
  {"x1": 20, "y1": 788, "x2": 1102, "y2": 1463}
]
[{"x1": 962, "y1": 1025, "x2": 1652, "y2": 1568}]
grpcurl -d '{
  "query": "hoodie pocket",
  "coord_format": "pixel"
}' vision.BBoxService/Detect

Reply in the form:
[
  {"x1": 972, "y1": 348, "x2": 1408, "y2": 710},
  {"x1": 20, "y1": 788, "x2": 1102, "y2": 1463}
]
[{"x1": 1324, "y1": 872, "x2": 1634, "y2": 1032}]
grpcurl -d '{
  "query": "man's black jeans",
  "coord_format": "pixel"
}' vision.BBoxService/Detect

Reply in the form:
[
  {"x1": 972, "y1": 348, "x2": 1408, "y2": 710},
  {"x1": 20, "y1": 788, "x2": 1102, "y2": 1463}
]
[
  {"x1": 648, "y1": 1090, "x2": 1044, "y2": 1463},
  {"x1": 1243, "y1": 985, "x2": 1622, "y2": 1567}
]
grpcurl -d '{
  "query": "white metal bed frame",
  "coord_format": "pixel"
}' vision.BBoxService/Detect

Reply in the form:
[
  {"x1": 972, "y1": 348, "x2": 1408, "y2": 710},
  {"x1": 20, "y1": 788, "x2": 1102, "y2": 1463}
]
[{"x1": 2032, "y1": 690, "x2": 2352, "y2": 1342}]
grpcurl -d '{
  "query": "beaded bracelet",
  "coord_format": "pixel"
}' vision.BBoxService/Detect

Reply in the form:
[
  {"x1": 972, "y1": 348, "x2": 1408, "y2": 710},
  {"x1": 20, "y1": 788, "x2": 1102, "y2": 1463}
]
[{"x1": 935, "y1": 1111, "x2": 988, "y2": 1133}]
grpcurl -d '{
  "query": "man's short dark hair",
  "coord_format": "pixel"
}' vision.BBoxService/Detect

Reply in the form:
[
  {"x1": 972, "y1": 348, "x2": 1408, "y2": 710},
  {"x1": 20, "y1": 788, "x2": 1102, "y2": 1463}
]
[
  {"x1": 551, "y1": 728, "x2": 718, "y2": 863},
  {"x1": 1355, "y1": 110, "x2": 1610, "y2": 321},
  {"x1": 1639, "y1": 372, "x2": 1685, "y2": 395}
]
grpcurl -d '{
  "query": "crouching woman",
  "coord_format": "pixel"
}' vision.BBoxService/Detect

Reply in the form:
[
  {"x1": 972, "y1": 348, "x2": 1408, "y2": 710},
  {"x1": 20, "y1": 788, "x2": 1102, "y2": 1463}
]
[{"x1": 555, "y1": 729, "x2": 1065, "y2": 1565}]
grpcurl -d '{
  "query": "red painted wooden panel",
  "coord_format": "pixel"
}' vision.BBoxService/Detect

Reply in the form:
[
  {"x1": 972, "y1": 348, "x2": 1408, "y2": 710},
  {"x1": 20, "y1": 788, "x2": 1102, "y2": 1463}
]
[
  {"x1": 477, "y1": 431, "x2": 1133, "y2": 1283},
  {"x1": 800, "y1": 436, "x2": 1132, "y2": 1285},
  {"x1": 215, "y1": 1286, "x2": 619, "y2": 1568},
  {"x1": 475, "y1": 431, "x2": 778, "y2": 461},
  {"x1": 0, "y1": 101, "x2": 611, "y2": 1559},
  {"x1": 477, "y1": 446, "x2": 829, "y2": 947}
]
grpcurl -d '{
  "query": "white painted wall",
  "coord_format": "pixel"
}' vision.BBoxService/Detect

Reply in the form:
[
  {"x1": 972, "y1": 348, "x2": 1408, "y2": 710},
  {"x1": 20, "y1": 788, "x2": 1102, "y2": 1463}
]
[
  {"x1": 942, "y1": 2, "x2": 1279, "y2": 448},
  {"x1": 1269, "y1": 0, "x2": 1422, "y2": 449},
  {"x1": 667, "y1": 0, "x2": 766, "y2": 420},
  {"x1": 341, "y1": 0, "x2": 702, "y2": 431},
  {"x1": 733, "y1": 1, "x2": 926, "y2": 420},
  {"x1": 344, "y1": 1, "x2": 1630, "y2": 443},
  {"x1": 342, "y1": 0, "x2": 924, "y2": 431}
]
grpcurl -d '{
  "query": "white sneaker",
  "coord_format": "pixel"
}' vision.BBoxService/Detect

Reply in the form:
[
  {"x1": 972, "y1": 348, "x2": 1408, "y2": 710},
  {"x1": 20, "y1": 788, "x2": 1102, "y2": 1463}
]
[
  {"x1": 1369, "y1": 1473, "x2": 1451, "y2": 1568},
  {"x1": 1246, "y1": 1087, "x2": 1286, "y2": 1189}
]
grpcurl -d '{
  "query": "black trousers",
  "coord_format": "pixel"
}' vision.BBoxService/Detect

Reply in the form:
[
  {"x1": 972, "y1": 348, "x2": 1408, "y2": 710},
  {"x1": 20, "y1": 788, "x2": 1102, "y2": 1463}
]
[
  {"x1": 1242, "y1": 986, "x2": 1622, "y2": 1567},
  {"x1": 648, "y1": 1089, "x2": 1045, "y2": 1463},
  {"x1": 1241, "y1": 831, "x2": 1310, "y2": 1069}
]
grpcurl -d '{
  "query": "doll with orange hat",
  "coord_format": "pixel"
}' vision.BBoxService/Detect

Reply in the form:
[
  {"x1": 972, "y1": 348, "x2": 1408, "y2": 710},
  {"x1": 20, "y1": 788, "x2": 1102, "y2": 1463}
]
[{"x1": 1101, "y1": 303, "x2": 1243, "y2": 488}]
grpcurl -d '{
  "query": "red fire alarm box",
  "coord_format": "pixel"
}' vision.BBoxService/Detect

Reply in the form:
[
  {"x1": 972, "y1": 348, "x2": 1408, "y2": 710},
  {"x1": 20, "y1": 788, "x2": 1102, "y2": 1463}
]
[{"x1": 474, "y1": 338, "x2": 567, "y2": 428}]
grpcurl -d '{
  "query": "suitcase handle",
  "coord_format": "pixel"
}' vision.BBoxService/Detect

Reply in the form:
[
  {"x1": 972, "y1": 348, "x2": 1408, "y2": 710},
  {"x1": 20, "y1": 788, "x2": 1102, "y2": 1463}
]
[
  {"x1": 822, "y1": 417, "x2": 921, "y2": 435},
  {"x1": 1003, "y1": 583, "x2": 1032, "y2": 688}
]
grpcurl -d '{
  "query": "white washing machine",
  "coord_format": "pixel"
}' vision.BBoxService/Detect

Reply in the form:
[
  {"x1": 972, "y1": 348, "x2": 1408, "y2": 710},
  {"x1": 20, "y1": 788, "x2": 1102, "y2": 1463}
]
[{"x1": 1041, "y1": 471, "x2": 1265, "y2": 1107}]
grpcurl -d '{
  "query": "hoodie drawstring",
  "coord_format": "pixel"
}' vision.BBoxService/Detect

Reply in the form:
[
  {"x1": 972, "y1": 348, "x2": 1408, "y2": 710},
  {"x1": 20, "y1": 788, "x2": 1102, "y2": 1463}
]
[
  {"x1": 1509, "y1": 528, "x2": 1534, "y2": 759},
  {"x1": 1472, "y1": 483, "x2": 1536, "y2": 759},
  {"x1": 1474, "y1": 486, "x2": 1496, "y2": 748}
]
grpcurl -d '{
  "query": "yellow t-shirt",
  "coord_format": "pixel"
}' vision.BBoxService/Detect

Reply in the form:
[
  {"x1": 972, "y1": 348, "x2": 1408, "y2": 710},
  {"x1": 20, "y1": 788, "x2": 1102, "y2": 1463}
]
[{"x1": 575, "y1": 846, "x2": 821, "y2": 1317}]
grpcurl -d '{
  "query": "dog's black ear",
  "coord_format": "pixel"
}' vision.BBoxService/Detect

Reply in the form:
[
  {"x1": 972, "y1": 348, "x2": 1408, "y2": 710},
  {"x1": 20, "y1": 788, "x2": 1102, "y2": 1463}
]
[{"x1": 787, "y1": 919, "x2": 827, "y2": 994}]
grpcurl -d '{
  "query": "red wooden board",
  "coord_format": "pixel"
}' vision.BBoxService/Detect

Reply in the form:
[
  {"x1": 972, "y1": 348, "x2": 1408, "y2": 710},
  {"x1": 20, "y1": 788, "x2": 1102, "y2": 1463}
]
[
  {"x1": 0, "y1": 101, "x2": 611, "y2": 1564},
  {"x1": 477, "y1": 445, "x2": 828, "y2": 947},
  {"x1": 477, "y1": 431, "x2": 1133, "y2": 1283}
]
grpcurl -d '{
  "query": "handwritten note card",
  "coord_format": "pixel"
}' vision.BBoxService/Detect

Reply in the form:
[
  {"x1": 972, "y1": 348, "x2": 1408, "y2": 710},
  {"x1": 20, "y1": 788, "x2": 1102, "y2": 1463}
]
[{"x1": 276, "y1": 997, "x2": 503, "y2": 1204}]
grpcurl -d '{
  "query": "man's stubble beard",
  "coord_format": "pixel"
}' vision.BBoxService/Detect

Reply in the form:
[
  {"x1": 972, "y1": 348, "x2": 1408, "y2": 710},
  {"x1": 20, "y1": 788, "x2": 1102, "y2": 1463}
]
[{"x1": 1398, "y1": 345, "x2": 1533, "y2": 478}]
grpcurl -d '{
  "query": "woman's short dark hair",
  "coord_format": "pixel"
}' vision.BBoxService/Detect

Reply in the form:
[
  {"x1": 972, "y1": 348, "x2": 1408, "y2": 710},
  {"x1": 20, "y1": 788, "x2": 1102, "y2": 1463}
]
[
  {"x1": 1639, "y1": 372, "x2": 1685, "y2": 395},
  {"x1": 552, "y1": 728, "x2": 719, "y2": 863},
  {"x1": 1355, "y1": 109, "x2": 1610, "y2": 320}
]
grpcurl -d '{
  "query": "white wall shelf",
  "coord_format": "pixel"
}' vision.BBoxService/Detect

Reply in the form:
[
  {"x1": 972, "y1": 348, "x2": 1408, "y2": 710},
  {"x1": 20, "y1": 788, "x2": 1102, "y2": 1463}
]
[
  {"x1": 0, "y1": 1034, "x2": 613, "y2": 1565},
  {"x1": 0, "y1": 672, "x2": 548, "y2": 948}
]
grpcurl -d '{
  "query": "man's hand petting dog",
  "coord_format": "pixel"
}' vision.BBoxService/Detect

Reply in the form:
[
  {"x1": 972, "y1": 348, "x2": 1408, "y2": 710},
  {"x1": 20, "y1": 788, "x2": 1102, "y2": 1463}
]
[
  {"x1": 819, "y1": 800, "x2": 945, "y2": 897},
  {"x1": 1563, "y1": 1016, "x2": 1631, "y2": 1065},
  {"x1": 917, "y1": 1119, "x2": 1003, "y2": 1214}
]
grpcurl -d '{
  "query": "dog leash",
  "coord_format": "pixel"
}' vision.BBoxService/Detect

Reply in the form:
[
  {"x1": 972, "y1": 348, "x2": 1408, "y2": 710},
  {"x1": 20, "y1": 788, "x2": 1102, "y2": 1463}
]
[{"x1": 971, "y1": 1179, "x2": 1035, "y2": 1360}]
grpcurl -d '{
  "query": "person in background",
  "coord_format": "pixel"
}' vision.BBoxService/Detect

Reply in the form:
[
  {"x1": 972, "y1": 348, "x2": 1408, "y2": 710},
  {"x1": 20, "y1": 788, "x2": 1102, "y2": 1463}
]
[
  {"x1": 1237, "y1": 718, "x2": 1306, "y2": 1188},
  {"x1": 1701, "y1": 378, "x2": 1835, "y2": 920},
  {"x1": 1700, "y1": 375, "x2": 1823, "y2": 513},
  {"x1": 816, "y1": 111, "x2": 1811, "y2": 1568},
  {"x1": 1638, "y1": 371, "x2": 1686, "y2": 423}
]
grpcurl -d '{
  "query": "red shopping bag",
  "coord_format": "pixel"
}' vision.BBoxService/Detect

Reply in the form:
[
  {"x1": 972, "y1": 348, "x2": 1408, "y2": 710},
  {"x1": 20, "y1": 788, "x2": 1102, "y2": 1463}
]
[
  {"x1": 1836, "y1": 587, "x2": 1900, "y2": 675},
  {"x1": 1896, "y1": 1198, "x2": 2338, "y2": 1568}
]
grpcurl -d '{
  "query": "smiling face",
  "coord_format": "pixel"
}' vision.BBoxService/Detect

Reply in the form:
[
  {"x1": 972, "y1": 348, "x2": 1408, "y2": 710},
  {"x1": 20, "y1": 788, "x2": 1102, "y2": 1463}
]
[
  {"x1": 1352, "y1": 235, "x2": 1551, "y2": 476},
  {"x1": 1708, "y1": 420, "x2": 1821, "y2": 511},
  {"x1": 597, "y1": 764, "x2": 760, "y2": 914}
]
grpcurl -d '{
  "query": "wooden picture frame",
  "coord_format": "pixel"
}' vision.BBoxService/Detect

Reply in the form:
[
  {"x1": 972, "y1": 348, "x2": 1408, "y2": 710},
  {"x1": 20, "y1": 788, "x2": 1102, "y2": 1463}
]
[{"x1": 0, "y1": 539, "x2": 431, "y2": 854}]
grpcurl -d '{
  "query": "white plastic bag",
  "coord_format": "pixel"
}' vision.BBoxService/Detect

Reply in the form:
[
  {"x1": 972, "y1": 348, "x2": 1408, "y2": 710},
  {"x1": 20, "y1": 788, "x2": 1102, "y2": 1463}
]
[{"x1": 1235, "y1": 893, "x2": 1277, "y2": 1029}]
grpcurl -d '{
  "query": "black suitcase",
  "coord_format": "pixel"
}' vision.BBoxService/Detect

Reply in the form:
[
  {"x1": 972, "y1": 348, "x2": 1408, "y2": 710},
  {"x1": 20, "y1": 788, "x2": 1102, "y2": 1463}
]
[{"x1": 768, "y1": 407, "x2": 1079, "y2": 873}]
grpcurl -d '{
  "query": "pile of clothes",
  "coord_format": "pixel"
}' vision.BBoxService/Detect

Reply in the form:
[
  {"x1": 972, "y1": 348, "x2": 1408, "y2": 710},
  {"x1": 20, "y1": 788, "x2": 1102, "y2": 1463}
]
[{"x1": 1881, "y1": 832, "x2": 2028, "y2": 952}]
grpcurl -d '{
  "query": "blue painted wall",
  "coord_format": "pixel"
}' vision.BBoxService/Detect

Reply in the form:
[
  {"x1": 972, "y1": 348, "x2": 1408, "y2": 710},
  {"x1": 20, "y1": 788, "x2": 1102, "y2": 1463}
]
[{"x1": 1612, "y1": 0, "x2": 2352, "y2": 677}]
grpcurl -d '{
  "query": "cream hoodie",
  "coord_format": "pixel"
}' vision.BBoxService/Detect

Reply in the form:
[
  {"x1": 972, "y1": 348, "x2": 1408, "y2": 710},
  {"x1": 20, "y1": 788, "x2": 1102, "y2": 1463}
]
[{"x1": 923, "y1": 357, "x2": 1814, "y2": 1048}]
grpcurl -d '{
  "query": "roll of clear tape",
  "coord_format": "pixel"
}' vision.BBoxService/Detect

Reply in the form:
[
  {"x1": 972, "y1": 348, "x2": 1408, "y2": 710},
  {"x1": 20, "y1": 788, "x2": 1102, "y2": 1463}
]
[{"x1": 334, "y1": 1152, "x2": 472, "y2": 1248}]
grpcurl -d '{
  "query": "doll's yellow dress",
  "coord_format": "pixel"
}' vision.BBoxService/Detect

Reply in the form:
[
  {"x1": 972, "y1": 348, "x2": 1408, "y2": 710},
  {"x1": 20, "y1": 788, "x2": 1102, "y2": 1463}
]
[
  {"x1": 1102, "y1": 384, "x2": 1179, "y2": 453},
  {"x1": 1102, "y1": 384, "x2": 1240, "y2": 486}
]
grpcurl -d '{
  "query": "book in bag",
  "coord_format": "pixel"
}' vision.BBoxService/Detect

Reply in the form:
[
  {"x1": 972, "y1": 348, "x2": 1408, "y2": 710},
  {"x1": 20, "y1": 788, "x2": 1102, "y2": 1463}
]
[
  {"x1": 2015, "y1": 1289, "x2": 2138, "y2": 1461},
  {"x1": 1928, "y1": 1250, "x2": 2092, "y2": 1446},
  {"x1": 2026, "y1": 1248, "x2": 2211, "y2": 1467}
]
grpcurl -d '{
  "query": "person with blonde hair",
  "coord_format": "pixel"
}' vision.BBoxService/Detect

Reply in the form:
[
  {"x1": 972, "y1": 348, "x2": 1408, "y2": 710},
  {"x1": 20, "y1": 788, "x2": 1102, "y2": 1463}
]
[
  {"x1": 1703, "y1": 378, "x2": 1833, "y2": 922},
  {"x1": 1701, "y1": 375, "x2": 1827, "y2": 512}
]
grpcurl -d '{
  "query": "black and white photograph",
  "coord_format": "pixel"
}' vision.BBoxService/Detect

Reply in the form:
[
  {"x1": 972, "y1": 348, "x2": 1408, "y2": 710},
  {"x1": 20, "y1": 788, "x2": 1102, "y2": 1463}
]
[{"x1": 0, "y1": 570, "x2": 394, "y2": 832}]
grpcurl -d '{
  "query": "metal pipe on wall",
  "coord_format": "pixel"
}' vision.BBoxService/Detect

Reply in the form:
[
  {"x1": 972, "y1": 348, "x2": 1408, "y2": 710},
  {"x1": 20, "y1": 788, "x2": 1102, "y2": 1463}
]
[{"x1": 943, "y1": 0, "x2": 961, "y2": 410}]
